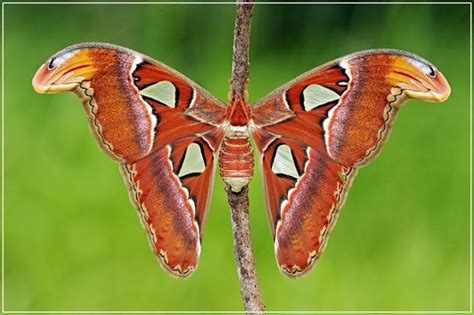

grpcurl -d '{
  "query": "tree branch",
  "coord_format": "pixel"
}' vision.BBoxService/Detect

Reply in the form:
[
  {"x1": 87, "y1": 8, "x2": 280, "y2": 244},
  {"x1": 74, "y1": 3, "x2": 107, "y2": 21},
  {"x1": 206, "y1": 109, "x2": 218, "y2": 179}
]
[
  {"x1": 227, "y1": 1, "x2": 265, "y2": 313},
  {"x1": 230, "y1": 1, "x2": 254, "y2": 101}
]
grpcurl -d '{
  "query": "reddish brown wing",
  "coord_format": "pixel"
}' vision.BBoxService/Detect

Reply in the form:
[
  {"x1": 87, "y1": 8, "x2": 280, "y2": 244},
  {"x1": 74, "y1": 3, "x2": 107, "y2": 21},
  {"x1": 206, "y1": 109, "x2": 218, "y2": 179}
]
[
  {"x1": 251, "y1": 49, "x2": 450, "y2": 277},
  {"x1": 33, "y1": 43, "x2": 226, "y2": 278},
  {"x1": 120, "y1": 134, "x2": 222, "y2": 277}
]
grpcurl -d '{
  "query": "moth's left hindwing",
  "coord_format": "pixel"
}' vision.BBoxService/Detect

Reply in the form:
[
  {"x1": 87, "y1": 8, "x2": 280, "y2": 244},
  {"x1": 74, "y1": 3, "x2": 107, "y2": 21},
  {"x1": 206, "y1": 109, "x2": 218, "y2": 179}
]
[
  {"x1": 120, "y1": 134, "x2": 221, "y2": 277},
  {"x1": 251, "y1": 50, "x2": 450, "y2": 277},
  {"x1": 33, "y1": 43, "x2": 227, "y2": 277}
]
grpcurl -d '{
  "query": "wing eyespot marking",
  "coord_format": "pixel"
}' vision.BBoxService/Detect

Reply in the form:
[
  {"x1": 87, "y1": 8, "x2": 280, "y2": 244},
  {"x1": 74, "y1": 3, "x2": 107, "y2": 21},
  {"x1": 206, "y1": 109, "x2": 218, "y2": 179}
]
[
  {"x1": 178, "y1": 142, "x2": 206, "y2": 178},
  {"x1": 140, "y1": 80, "x2": 177, "y2": 108},
  {"x1": 302, "y1": 84, "x2": 341, "y2": 111},
  {"x1": 271, "y1": 144, "x2": 300, "y2": 180},
  {"x1": 427, "y1": 65, "x2": 436, "y2": 77},
  {"x1": 48, "y1": 50, "x2": 78, "y2": 70},
  {"x1": 407, "y1": 57, "x2": 437, "y2": 78},
  {"x1": 48, "y1": 57, "x2": 57, "y2": 70}
]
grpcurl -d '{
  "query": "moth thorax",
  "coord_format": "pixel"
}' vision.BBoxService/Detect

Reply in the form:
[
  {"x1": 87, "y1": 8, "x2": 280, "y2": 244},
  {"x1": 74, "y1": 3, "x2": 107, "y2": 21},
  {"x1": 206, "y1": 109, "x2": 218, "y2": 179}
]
[{"x1": 219, "y1": 136, "x2": 254, "y2": 192}]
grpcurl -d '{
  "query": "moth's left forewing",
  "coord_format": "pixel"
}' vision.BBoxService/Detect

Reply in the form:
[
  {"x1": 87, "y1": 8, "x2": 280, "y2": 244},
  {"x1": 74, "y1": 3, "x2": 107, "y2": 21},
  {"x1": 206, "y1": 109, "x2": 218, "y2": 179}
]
[
  {"x1": 33, "y1": 43, "x2": 227, "y2": 161},
  {"x1": 251, "y1": 49, "x2": 450, "y2": 277}
]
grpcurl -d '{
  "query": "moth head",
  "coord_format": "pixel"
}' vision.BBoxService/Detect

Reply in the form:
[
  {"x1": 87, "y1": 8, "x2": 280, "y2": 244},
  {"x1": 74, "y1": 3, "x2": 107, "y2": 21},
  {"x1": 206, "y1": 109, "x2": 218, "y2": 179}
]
[
  {"x1": 32, "y1": 47, "x2": 97, "y2": 94},
  {"x1": 388, "y1": 54, "x2": 451, "y2": 103},
  {"x1": 227, "y1": 96, "x2": 251, "y2": 126}
]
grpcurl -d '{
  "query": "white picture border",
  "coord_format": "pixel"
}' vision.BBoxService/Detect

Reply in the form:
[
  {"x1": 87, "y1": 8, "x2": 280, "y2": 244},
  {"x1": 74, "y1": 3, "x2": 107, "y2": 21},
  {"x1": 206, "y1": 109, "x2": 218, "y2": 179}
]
[{"x1": 1, "y1": 1, "x2": 472, "y2": 313}]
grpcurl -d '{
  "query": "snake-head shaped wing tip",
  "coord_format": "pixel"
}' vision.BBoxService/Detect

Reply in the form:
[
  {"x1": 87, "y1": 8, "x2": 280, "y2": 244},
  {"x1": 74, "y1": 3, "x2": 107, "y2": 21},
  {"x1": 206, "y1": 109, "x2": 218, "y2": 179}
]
[
  {"x1": 32, "y1": 43, "x2": 137, "y2": 94},
  {"x1": 32, "y1": 48, "x2": 100, "y2": 94},
  {"x1": 388, "y1": 52, "x2": 451, "y2": 103},
  {"x1": 421, "y1": 68, "x2": 451, "y2": 103}
]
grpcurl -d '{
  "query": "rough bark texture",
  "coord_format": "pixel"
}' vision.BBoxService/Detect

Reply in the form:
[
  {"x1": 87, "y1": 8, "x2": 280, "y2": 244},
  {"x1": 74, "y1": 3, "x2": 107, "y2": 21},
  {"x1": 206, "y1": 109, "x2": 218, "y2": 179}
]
[
  {"x1": 227, "y1": 1, "x2": 265, "y2": 314},
  {"x1": 230, "y1": 1, "x2": 254, "y2": 102},
  {"x1": 227, "y1": 186, "x2": 265, "y2": 314}
]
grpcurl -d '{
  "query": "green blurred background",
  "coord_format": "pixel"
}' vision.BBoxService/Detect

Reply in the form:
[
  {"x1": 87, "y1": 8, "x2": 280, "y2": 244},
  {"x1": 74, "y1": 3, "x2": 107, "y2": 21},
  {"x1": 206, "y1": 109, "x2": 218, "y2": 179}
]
[{"x1": 3, "y1": 3, "x2": 470, "y2": 312}]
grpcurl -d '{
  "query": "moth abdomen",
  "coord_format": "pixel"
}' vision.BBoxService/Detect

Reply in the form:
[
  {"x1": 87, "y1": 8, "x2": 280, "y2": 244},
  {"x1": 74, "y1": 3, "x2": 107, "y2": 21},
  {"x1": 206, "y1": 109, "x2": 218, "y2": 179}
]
[{"x1": 219, "y1": 136, "x2": 254, "y2": 192}]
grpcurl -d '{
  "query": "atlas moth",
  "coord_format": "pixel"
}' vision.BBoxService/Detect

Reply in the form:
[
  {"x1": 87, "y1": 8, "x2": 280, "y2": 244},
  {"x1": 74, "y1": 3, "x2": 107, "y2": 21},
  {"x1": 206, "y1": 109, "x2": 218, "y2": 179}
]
[{"x1": 33, "y1": 43, "x2": 450, "y2": 278}]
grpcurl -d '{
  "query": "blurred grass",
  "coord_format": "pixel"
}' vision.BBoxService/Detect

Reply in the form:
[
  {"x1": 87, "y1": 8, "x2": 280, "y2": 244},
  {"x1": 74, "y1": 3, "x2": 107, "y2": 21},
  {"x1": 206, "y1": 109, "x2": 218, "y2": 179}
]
[{"x1": 3, "y1": 3, "x2": 470, "y2": 312}]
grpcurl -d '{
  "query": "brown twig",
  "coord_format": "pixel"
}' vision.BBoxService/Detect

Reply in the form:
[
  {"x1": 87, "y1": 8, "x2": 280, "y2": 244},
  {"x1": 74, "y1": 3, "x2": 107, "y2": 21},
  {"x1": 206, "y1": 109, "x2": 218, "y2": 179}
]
[
  {"x1": 230, "y1": 1, "x2": 254, "y2": 101},
  {"x1": 227, "y1": 1, "x2": 265, "y2": 314}
]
